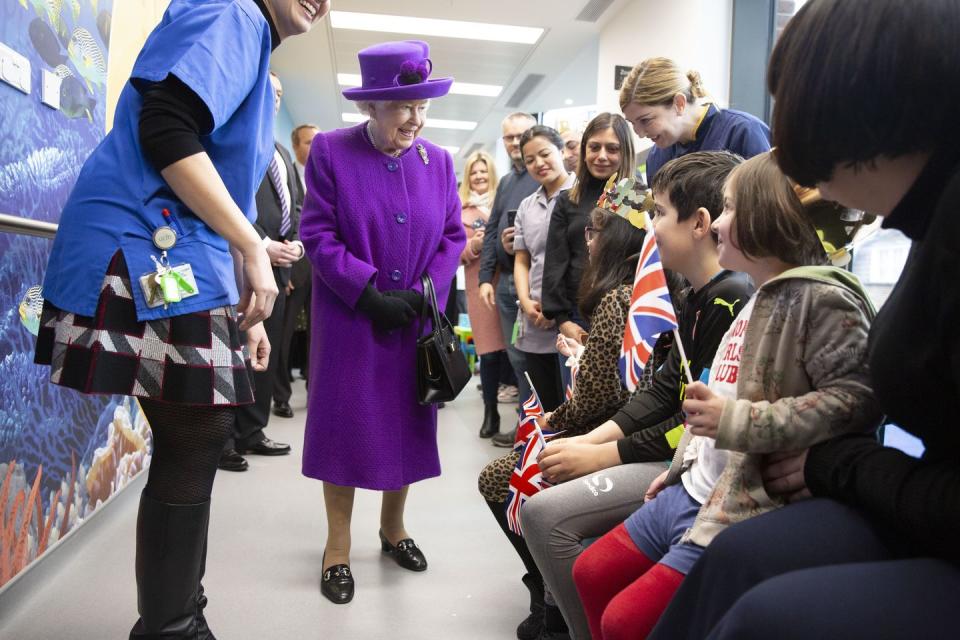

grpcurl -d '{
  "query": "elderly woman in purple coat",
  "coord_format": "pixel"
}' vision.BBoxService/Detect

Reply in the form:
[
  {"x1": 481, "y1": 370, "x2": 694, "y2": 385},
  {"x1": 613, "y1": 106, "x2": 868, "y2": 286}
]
[{"x1": 299, "y1": 40, "x2": 466, "y2": 605}]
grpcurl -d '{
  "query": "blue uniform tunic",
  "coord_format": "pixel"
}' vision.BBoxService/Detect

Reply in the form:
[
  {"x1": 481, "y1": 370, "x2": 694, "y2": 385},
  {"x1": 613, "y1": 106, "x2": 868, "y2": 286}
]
[
  {"x1": 645, "y1": 104, "x2": 771, "y2": 184},
  {"x1": 43, "y1": 0, "x2": 275, "y2": 321}
]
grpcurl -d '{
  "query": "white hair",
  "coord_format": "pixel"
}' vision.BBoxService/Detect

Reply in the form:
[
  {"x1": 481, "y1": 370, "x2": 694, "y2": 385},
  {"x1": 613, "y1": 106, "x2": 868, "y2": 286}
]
[{"x1": 354, "y1": 99, "x2": 431, "y2": 118}]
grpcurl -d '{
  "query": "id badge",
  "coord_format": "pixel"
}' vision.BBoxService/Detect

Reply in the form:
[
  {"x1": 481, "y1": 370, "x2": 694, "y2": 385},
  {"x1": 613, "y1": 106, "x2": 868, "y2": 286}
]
[{"x1": 139, "y1": 263, "x2": 199, "y2": 309}]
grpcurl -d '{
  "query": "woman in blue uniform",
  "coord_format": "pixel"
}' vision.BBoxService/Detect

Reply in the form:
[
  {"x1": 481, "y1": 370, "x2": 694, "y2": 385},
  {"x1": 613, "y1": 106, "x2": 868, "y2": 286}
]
[
  {"x1": 33, "y1": 1, "x2": 329, "y2": 637},
  {"x1": 618, "y1": 57, "x2": 771, "y2": 184}
]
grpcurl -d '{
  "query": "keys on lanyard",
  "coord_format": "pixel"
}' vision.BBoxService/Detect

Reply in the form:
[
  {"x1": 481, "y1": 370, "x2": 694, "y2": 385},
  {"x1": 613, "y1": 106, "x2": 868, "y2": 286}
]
[{"x1": 150, "y1": 252, "x2": 195, "y2": 307}]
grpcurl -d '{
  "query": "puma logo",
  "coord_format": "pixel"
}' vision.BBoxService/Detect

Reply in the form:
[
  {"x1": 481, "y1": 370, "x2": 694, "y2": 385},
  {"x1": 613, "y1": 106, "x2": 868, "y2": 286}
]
[{"x1": 713, "y1": 297, "x2": 740, "y2": 317}]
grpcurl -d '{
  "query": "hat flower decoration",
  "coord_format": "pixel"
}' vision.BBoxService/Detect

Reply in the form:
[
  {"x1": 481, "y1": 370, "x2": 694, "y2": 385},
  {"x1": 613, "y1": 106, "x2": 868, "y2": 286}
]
[{"x1": 596, "y1": 173, "x2": 652, "y2": 231}]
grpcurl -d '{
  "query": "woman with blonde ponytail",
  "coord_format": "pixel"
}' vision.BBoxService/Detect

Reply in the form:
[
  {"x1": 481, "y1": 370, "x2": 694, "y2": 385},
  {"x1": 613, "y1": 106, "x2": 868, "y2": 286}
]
[{"x1": 619, "y1": 57, "x2": 771, "y2": 183}]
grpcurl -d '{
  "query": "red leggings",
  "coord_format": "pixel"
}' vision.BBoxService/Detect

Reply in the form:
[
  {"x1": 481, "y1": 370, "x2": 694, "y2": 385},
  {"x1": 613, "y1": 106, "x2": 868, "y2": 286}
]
[{"x1": 573, "y1": 523, "x2": 684, "y2": 640}]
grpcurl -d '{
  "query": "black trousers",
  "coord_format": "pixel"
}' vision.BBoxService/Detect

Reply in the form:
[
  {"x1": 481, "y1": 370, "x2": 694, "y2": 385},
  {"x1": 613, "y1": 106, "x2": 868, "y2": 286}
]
[
  {"x1": 273, "y1": 275, "x2": 311, "y2": 404},
  {"x1": 521, "y1": 350, "x2": 563, "y2": 412},
  {"x1": 650, "y1": 498, "x2": 960, "y2": 639},
  {"x1": 229, "y1": 270, "x2": 285, "y2": 449}
]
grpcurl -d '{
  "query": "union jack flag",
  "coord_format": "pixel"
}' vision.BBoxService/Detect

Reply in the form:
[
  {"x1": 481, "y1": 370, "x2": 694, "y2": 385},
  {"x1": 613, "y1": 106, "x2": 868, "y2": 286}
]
[
  {"x1": 513, "y1": 386, "x2": 545, "y2": 451},
  {"x1": 620, "y1": 227, "x2": 679, "y2": 391},
  {"x1": 505, "y1": 424, "x2": 550, "y2": 536}
]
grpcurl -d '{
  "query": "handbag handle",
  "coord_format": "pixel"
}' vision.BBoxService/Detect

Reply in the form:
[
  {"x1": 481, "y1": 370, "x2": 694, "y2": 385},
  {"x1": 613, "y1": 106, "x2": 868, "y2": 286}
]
[{"x1": 420, "y1": 274, "x2": 443, "y2": 333}]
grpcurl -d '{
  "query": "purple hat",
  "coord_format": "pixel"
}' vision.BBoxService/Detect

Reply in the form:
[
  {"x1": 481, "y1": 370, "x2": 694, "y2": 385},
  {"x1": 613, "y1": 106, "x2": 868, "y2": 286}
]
[{"x1": 342, "y1": 40, "x2": 454, "y2": 101}]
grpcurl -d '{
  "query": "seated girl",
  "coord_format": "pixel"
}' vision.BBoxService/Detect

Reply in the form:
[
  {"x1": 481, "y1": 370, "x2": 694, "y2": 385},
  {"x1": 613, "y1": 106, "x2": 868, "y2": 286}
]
[{"x1": 572, "y1": 151, "x2": 882, "y2": 640}]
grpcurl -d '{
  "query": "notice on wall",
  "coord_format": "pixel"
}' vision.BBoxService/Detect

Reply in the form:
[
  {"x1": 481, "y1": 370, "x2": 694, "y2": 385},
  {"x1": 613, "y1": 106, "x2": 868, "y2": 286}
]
[{"x1": 614, "y1": 65, "x2": 633, "y2": 90}]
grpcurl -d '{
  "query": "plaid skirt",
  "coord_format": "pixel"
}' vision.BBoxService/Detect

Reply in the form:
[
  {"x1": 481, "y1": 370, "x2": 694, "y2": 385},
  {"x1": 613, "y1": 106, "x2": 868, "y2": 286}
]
[{"x1": 34, "y1": 252, "x2": 254, "y2": 406}]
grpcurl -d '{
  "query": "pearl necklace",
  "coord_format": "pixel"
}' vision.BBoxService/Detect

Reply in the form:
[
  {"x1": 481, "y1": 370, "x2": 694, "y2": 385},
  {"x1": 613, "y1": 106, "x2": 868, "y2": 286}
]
[{"x1": 365, "y1": 121, "x2": 402, "y2": 158}]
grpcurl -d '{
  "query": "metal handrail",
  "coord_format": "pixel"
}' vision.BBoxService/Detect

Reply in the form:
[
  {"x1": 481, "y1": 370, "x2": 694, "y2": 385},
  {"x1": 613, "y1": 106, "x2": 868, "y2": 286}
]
[{"x1": 0, "y1": 212, "x2": 58, "y2": 239}]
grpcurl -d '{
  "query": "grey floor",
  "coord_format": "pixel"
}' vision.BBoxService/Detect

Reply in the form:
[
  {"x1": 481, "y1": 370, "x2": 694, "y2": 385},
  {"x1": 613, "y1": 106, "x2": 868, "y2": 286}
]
[{"x1": 0, "y1": 381, "x2": 528, "y2": 639}]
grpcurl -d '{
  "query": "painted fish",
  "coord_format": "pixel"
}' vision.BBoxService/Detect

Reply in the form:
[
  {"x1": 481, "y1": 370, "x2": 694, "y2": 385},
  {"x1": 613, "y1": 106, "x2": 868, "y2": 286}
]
[
  {"x1": 59, "y1": 75, "x2": 96, "y2": 120},
  {"x1": 67, "y1": 27, "x2": 106, "y2": 91},
  {"x1": 19, "y1": 285, "x2": 44, "y2": 337},
  {"x1": 54, "y1": 63, "x2": 73, "y2": 78},
  {"x1": 23, "y1": 0, "x2": 70, "y2": 43},
  {"x1": 96, "y1": 9, "x2": 110, "y2": 47},
  {"x1": 29, "y1": 17, "x2": 67, "y2": 66}
]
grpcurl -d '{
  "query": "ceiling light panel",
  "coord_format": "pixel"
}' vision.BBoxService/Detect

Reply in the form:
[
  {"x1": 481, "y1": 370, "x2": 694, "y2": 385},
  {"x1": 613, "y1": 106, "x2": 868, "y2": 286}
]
[
  {"x1": 341, "y1": 113, "x2": 477, "y2": 131},
  {"x1": 330, "y1": 11, "x2": 543, "y2": 45},
  {"x1": 337, "y1": 74, "x2": 502, "y2": 97}
]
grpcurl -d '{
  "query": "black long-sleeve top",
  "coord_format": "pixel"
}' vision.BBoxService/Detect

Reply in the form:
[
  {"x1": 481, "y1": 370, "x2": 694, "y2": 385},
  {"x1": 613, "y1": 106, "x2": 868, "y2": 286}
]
[
  {"x1": 478, "y1": 164, "x2": 539, "y2": 285},
  {"x1": 613, "y1": 270, "x2": 755, "y2": 463},
  {"x1": 137, "y1": 0, "x2": 279, "y2": 172},
  {"x1": 804, "y1": 146, "x2": 960, "y2": 565},
  {"x1": 541, "y1": 176, "x2": 606, "y2": 324}
]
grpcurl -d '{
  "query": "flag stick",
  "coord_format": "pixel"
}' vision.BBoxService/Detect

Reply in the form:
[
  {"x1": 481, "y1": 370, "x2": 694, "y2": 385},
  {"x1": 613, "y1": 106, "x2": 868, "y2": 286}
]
[
  {"x1": 522, "y1": 371, "x2": 547, "y2": 437},
  {"x1": 672, "y1": 328, "x2": 695, "y2": 385},
  {"x1": 523, "y1": 371, "x2": 542, "y2": 406}
]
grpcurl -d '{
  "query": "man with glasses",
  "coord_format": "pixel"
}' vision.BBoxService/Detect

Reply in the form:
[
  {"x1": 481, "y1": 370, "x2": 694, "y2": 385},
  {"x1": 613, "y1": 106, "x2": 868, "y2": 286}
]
[{"x1": 478, "y1": 112, "x2": 539, "y2": 445}]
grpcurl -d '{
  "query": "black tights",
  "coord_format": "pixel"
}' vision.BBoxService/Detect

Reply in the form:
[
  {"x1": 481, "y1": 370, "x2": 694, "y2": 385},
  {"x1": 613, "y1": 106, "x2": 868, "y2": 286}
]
[{"x1": 139, "y1": 399, "x2": 234, "y2": 505}]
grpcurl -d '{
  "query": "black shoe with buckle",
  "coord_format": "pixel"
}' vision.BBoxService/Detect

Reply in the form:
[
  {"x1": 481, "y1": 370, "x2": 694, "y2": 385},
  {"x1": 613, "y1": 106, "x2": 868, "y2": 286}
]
[
  {"x1": 321, "y1": 564, "x2": 354, "y2": 604},
  {"x1": 379, "y1": 530, "x2": 428, "y2": 572}
]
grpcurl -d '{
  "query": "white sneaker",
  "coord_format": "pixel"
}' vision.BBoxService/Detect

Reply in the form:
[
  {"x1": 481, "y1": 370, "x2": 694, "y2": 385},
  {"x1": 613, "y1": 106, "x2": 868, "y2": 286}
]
[{"x1": 497, "y1": 385, "x2": 519, "y2": 403}]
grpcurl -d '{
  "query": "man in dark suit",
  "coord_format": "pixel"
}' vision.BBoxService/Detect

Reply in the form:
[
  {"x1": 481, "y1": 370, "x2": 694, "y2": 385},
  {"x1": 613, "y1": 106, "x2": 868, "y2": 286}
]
[
  {"x1": 272, "y1": 124, "x2": 319, "y2": 418},
  {"x1": 220, "y1": 72, "x2": 303, "y2": 471}
]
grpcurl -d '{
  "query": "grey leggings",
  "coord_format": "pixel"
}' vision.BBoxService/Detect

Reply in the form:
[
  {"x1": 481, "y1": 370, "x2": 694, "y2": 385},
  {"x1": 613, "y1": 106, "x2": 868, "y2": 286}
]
[{"x1": 523, "y1": 462, "x2": 668, "y2": 640}]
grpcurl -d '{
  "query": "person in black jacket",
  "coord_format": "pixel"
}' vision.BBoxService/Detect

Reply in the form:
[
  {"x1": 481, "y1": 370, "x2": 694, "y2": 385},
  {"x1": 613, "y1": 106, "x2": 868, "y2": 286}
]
[
  {"x1": 478, "y1": 112, "x2": 539, "y2": 444},
  {"x1": 541, "y1": 113, "x2": 637, "y2": 342},
  {"x1": 220, "y1": 72, "x2": 301, "y2": 471},
  {"x1": 650, "y1": 1, "x2": 960, "y2": 638}
]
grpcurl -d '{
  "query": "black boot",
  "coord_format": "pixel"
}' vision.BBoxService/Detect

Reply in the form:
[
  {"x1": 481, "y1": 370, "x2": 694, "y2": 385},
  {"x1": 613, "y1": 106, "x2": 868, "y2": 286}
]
[
  {"x1": 196, "y1": 528, "x2": 216, "y2": 639},
  {"x1": 129, "y1": 492, "x2": 209, "y2": 639},
  {"x1": 536, "y1": 603, "x2": 571, "y2": 639},
  {"x1": 517, "y1": 573, "x2": 545, "y2": 640},
  {"x1": 485, "y1": 500, "x2": 546, "y2": 640},
  {"x1": 479, "y1": 402, "x2": 501, "y2": 438}
]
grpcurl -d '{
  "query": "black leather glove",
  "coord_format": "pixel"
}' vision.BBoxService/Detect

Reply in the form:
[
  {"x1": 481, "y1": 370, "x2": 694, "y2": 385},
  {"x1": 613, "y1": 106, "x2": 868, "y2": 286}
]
[
  {"x1": 384, "y1": 288, "x2": 425, "y2": 313},
  {"x1": 356, "y1": 284, "x2": 417, "y2": 331}
]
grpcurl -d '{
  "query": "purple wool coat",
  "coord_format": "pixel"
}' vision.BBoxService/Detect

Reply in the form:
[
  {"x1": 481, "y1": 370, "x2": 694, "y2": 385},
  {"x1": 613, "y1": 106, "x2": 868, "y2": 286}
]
[{"x1": 299, "y1": 123, "x2": 466, "y2": 490}]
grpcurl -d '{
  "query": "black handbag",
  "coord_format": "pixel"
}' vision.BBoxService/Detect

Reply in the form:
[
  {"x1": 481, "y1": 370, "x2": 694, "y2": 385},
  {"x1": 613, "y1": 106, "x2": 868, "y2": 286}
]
[{"x1": 416, "y1": 274, "x2": 471, "y2": 405}]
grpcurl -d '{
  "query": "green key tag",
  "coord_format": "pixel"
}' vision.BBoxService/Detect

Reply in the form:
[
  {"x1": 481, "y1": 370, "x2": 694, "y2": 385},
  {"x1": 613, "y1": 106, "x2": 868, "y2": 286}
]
[
  {"x1": 168, "y1": 270, "x2": 195, "y2": 295},
  {"x1": 160, "y1": 272, "x2": 182, "y2": 303}
]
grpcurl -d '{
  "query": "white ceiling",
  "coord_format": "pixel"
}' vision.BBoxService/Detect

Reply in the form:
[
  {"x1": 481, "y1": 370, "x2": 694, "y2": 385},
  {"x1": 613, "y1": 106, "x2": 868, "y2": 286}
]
[{"x1": 270, "y1": 0, "x2": 635, "y2": 172}]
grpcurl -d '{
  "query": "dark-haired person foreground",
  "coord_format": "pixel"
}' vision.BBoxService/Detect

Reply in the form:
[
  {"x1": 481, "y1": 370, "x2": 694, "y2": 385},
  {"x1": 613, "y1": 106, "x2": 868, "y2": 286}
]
[{"x1": 650, "y1": 1, "x2": 960, "y2": 638}]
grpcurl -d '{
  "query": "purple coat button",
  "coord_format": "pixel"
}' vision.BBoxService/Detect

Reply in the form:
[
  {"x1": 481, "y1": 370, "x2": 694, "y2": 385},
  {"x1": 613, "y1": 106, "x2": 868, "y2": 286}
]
[{"x1": 390, "y1": 269, "x2": 402, "y2": 282}]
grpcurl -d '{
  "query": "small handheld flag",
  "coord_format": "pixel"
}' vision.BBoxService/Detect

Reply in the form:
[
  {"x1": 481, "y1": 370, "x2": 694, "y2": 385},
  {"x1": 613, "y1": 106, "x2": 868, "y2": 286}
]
[
  {"x1": 513, "y1": 375, "x2": 546, "y2": 452},
  {"x1": 505, "y1": 422, "x2": 550, "y2": 536},
  {"x1": 620, "y1": 227, "x2": 680, "y2": 391}
]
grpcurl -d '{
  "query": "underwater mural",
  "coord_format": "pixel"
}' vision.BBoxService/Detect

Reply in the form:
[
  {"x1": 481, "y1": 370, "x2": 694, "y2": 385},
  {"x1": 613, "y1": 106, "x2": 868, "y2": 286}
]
[{"x1": 0, "y1": 0, "x2": 149, "y2": 589}]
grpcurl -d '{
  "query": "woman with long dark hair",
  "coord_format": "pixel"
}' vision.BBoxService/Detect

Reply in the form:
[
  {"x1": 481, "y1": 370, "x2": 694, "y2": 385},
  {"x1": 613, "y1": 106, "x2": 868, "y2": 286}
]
[{"x1": 541, "y1": 113, "x2": 636, "y2": 342}]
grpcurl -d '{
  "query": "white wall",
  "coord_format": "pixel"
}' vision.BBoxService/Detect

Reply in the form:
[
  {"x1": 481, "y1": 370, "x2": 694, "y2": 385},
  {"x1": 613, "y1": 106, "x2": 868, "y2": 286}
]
[{"x1": 596, "y1": 0, "x2": 734, "y2": 138}]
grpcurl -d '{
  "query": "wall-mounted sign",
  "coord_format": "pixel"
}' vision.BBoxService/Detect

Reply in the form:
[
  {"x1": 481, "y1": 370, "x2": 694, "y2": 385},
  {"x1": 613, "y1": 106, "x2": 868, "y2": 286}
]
[{"x1": 614, "y1": 65, "x2": 632, "y2": 90}]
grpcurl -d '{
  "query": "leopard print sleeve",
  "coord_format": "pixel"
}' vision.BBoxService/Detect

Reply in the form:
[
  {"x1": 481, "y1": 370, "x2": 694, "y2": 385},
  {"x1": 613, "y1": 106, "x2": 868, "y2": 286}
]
[{"x1": 549, "y1": 284, "x2": 633, "y2": 435}]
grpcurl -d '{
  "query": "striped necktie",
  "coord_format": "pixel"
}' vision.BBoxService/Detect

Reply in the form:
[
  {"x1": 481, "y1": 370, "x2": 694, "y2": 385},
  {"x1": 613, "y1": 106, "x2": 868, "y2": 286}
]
[{"x1": 268, "y1": 150, "x2": 291, "y2": 237}]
